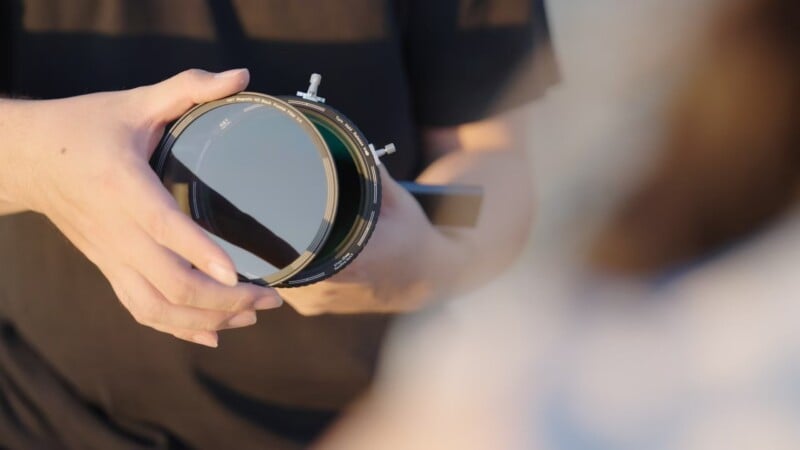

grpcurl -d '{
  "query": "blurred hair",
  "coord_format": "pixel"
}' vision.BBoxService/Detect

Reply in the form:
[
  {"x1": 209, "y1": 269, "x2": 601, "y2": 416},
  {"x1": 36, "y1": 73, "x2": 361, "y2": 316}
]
[{"x1": 591, "y1": 0, "x2": 800, "y2": 274}]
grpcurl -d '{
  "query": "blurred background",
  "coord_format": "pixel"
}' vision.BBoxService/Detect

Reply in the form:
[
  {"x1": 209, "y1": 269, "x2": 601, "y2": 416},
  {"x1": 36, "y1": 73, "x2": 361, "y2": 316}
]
[{"x1": 320, "y1": 0, "x2": 800, "y2": 448}]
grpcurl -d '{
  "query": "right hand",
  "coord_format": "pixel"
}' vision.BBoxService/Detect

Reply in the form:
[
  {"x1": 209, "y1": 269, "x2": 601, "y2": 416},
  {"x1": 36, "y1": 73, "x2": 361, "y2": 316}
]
[{"x1": 0, "y1": 69, "x2": 282, "y2": 347}]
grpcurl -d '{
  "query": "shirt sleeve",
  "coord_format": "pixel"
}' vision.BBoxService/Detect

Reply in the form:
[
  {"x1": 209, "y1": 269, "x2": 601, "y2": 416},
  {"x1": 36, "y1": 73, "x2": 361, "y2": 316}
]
[
  {"x1": 402, "y1": 0, "x2": 559, "y2": 127},
  {"x1": 0, "y1": 0, "x2": 21, "y2": 96}
]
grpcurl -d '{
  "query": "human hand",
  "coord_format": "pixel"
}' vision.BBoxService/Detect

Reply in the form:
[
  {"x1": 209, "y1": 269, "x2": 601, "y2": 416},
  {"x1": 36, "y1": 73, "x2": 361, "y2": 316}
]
[
  {"x1": 277, "y1": 167, "x2": 462, "y2": 315},
  {"x1": 0, "y1": 69, "x2": 282, "y2": 347}
]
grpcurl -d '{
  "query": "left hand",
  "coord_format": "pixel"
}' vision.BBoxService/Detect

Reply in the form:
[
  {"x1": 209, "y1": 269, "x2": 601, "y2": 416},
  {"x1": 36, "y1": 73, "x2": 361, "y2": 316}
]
[{"x1": 277, "y1": 167, "x2": 461, "y2": 315}]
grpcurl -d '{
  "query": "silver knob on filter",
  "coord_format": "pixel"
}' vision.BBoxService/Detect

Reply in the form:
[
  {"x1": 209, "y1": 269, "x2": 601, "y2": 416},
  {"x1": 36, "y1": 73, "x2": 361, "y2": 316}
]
[
  {"x1": 369, "y1": 143, "x2": 397, "y2": 165},
  {"x1": 297, "y1": 73, "x2": 326, "y2": 103}
]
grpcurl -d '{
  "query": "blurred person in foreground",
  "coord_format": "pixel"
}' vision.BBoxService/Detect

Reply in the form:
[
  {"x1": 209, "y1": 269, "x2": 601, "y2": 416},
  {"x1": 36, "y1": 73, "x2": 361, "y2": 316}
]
[
  {"x1": 0, "y1": 1, "x2": 557, "y2": 448},
  {"x1": 591, "y1": 0, "x2": 800, "y2": 275},
  {"x1": 318, "y1": 0, "x2": 800, "y2": 449}
]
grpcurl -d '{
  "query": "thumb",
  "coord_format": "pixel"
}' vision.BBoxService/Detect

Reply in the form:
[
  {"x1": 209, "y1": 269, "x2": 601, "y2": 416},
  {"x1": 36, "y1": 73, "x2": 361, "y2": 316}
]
[
  {"x1": 142, "y1": 68, "x2": 250, "y2": 122},
  {"x1": 379, "y1": 165, "x2": 409, "y2": 209}
]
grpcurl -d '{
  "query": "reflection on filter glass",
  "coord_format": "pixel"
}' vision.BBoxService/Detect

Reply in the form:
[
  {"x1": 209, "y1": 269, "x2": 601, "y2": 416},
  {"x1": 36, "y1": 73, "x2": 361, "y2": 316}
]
[{"x1": 167, "y1": 103, "x2": 331, "y2": 279}]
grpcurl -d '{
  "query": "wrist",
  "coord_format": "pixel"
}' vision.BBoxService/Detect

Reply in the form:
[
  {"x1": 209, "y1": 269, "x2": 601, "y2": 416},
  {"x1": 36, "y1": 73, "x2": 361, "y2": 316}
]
[
  {"x1": 0, "y1": 98, "x2": 61, "y2": 213},
  {"x1": 0, "y1": 99, "x2": 29, "y2": 207}
]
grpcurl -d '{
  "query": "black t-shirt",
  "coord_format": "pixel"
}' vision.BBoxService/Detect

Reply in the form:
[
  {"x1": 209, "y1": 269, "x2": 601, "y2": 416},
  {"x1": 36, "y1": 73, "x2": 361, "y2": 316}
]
[{"x1": 0, "y1": 1, "x2": 557, "y2": 448}]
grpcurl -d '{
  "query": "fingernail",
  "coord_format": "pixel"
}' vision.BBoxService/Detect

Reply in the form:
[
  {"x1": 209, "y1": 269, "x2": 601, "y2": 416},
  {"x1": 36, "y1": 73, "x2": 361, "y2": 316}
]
[
  {"x1": 214, "y1": 68, "x2": 248, "y2": 79},
  {"x1": 254, "y1": 295, "x2": 283, "y2": 310},
  {"x1": 227, "y1": 311, "x2": 257, "y2": 328},
  {"x1": 208, "y1": 261, "x2": 238, "y2": 287},
  {"x1": 193, "y1": 333, "x2": 218, "y2": 348}
]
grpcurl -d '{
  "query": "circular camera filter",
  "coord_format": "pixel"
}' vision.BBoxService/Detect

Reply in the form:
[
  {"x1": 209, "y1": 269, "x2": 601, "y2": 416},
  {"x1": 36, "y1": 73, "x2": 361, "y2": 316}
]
[
  {"x1": 278, "y1": 98, "x2": 382, "y2": 287},
  {"x1": 151, "y1": 93, "x2": 338, "y2": 286}
]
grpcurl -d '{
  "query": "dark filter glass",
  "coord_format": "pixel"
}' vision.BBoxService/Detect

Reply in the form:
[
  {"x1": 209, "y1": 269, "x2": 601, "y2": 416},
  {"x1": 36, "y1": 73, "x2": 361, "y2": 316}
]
[{"x1": 161, "y1": 101, "x2": 336, "y2": 283}]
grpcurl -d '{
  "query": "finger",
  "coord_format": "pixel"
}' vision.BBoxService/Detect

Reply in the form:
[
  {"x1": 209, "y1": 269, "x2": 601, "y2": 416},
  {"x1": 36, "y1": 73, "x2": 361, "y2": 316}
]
[
  {"x1": 109, "y1": 266, "x2": 259, "y2": 332},
  {"x1": 142, "y1": 68, "x2": 250, "y2": 122},
  {"x1": 56, "y1": 224, "x2": 225, "y2": 347},
  {"x1": 378, "y1": 165, "x2": 413, "y2": 209},
  {"x1": 149, "y1": 323, "x2": 220, "y2": 348},
  {"x1": 125, "y1": 164, "x2": 240, "y2": 286},
  {"x1": 125, "y1": 227, "x2": 282, "y2": 312}
]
